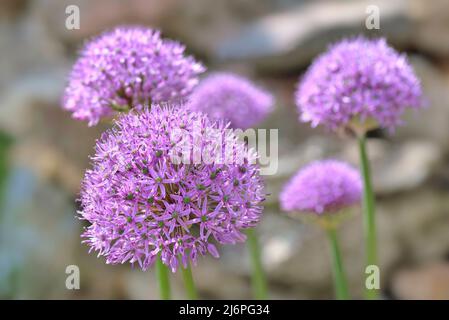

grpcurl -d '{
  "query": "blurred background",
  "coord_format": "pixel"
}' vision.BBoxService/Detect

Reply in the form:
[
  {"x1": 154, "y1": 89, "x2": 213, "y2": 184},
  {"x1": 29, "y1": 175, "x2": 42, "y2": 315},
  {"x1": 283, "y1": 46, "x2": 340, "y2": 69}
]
[{"x1": 1, "y1": 0, "x2": 449, "y2": 299}]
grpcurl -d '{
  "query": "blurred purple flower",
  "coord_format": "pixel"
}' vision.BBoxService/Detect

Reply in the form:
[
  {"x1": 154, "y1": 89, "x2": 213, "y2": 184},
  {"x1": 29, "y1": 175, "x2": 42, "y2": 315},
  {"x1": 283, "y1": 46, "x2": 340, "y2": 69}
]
[
  {"x1": 296, "y1": 37, "x2": 423, "y2": 133},
  {"x1": 188, "y1": 72, "x2": 274, "y2": 129},
  {"x1": 280, "y1": 160, "x2": 362, "y2": 215},
  {"x1": 79, "y1": 105, "x2": 265, "y2": 272},
  {"x1": 63, "y1": 26, "x2": 205, "y2": 126}
]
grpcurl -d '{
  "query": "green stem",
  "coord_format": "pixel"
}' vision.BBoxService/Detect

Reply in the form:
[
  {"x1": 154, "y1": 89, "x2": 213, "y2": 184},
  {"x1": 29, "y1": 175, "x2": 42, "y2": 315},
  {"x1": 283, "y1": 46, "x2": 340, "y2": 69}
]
[
  {"x1": 155, "y1": 256, "x2": 171, "y2": 300},
  {"x1": 358, "y1": 135, "x2": 379, "y2": 300},
  {"x1": 181, "y1": 261, "x2": 198, "y2": 299},
  {"x1": 246, "y1": 228, "x2": 268, "y2": 299},
  {"x1": 326, "y1": 228, "x2": 350, "y2": 300}
]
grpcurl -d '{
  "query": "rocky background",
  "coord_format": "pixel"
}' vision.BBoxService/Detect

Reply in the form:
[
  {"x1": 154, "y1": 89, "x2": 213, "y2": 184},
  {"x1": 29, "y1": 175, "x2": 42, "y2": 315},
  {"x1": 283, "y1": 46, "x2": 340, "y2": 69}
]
[{"x1": 1, "y1": 0, "x2": 449, "y2": 299}]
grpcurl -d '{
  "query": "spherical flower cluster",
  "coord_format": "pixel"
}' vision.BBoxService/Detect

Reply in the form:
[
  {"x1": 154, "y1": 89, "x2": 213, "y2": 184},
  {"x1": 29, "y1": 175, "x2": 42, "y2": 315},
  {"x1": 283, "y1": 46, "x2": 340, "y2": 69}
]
[
  {"x1": 63, "y1": 26, "x2": 205, "y2": 126},
  {"x1": 188, "y1": 73, "x2": 274, "y2": 129},
  {"x1": 79, "y1": 105, "x2": 265, "y2": 271},
  {"x1": 280, "y1": 160, "x2": 362, "y2": 215},
  {"x1": 295, "y1": 37, "x2": 423, "y2": 133}
]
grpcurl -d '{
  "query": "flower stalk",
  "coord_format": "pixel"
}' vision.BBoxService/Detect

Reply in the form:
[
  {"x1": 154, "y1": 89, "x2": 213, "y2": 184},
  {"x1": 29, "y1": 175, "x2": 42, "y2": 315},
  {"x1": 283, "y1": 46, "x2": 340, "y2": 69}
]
[
  {"x1": 358, "y1": 134, "x2": 379, "y2": 300},
  {"x1": 156, "y1": 256, "x2": 171, "y2": 300},
  {"x1": 326, "y1": 227, "x2": 350, "y2": 300},
  {"x1": 181, "y1": 261, "x2": 198, "y2": 299},
  {"x1": 246, "y1": 228, "x2": 268, "y2": 299}
]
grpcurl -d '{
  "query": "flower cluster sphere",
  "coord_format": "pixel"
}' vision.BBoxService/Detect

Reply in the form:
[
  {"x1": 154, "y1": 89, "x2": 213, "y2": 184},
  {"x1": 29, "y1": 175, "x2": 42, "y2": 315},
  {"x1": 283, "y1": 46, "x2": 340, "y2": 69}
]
[
  {"x1": 80, "y1": 105, "x2": 265, "y2": 271},
  {"x1": 63, "y1": 26, "x2": 205, "y2": 126},
  {"x1": 189, "y1": 73, "x2": 274, "y2": 129},
  {"x1": 296, "y1": 37, "x2": 423, "y2": 132},
  {"x1": 280, "y1": 160, "x2": 362, "y2": 215}
]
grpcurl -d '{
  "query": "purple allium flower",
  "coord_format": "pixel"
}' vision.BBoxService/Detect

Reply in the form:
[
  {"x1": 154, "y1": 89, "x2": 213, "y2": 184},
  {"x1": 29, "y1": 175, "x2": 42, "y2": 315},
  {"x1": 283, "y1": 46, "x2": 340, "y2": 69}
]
[
  {"x1": 63, "y1": 26, "x2": 205, "y2": 126},
  {"x1": 188, "y1": 73, "x2": 274, "y2": 129},
  {"x1": 79, "y1": 105, "x2": 265, "y2": 272},
  {"x1": 280, "y1": 160, "x2": 362, "y2": 215},
  {"x1": 296, "y1": 37, "x2": 423, "y2": 133}
]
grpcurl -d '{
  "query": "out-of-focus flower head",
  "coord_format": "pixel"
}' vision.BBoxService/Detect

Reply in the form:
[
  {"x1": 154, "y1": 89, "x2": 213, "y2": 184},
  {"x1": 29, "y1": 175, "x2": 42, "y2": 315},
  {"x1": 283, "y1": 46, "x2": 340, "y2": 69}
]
[
  {"x1": 188, "y1": 72, "x2": 274, "y2": 129},
  {"x1": 79, "y1": 104, "x2": 265, "y2": 271},
  {"x1": 63, "y1": 26, "x2": 205, "y2": 126},
  {"x1": 280, "y1": 160, "x2": 362, "y2": 217},
  {"x1": 296, "y1": 37, "x2": 423, "y2": 134}
]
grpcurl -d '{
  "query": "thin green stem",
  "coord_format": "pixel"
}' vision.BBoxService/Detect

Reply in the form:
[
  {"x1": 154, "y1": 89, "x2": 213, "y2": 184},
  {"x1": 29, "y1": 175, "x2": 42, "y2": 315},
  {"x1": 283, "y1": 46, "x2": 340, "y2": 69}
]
[
  {"x1": 358, "y1": 134, "x2": 379, "y2": 300},
  {"x1": 155, "y1": 256, "x2": 171, "y2": 300},
  {"x1": 181, "y1": 261, "x2": 198, "y2": 299},
  {"x1": 246, "y1": 228, "x2": 268, "y2": 299},
  {"x1": 326, "y1": 228, "x2": 350, "y2": 300}
]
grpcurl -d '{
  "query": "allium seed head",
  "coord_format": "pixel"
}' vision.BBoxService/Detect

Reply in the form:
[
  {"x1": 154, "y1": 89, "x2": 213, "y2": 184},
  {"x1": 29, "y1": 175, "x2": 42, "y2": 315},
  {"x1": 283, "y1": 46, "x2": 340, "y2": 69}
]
[
  {"x1": 280, "y1": 160, "x2": 362, "y2": 215},
  {"x1": 79, "y1": 105, "x2": 265, "y2": 271},
  {"x1": 63, "y1": 26, "x2": 205, "y2": 126},
  {"x1": 296, "y1": 37, "x2": 423, "y2": 133},
  {"x1": 188, "y1": 73, "x2": 274, "y2": 129}
]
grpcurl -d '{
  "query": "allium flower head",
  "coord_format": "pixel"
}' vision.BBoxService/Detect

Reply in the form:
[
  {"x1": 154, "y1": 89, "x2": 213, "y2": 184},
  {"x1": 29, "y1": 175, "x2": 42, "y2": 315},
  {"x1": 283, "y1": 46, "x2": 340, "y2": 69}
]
[
  {"x1": 188, "y1": 73, "x2": 274, "y2": 129},
  {"x1": 63, "y1": 26, "x2": 205, "y2": 126},
  {"x1": 280, "y1": 160, "x2": 362, "y2": 215},
  {"x1": 296, "y1": 37, "x2": 423, "y2": 133},
  {"x1": 79, "y1": 105, "x2": 265, "y2": 271}
]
